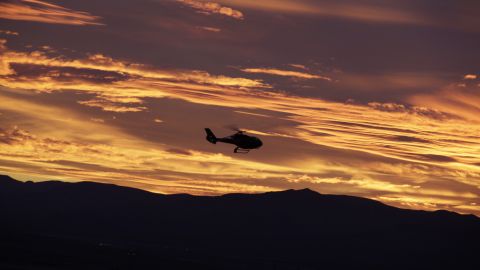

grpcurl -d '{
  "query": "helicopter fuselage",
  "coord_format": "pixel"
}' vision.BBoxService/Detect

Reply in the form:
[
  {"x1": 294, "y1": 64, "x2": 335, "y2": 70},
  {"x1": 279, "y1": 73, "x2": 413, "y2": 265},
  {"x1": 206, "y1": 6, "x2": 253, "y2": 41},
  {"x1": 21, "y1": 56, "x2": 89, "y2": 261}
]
[
  {"x1": 205, "y1": 128, "x2": 263, "y2": 153},
  {"x1": 217, "y1": 133, "x2": 263, "y2": 149}
]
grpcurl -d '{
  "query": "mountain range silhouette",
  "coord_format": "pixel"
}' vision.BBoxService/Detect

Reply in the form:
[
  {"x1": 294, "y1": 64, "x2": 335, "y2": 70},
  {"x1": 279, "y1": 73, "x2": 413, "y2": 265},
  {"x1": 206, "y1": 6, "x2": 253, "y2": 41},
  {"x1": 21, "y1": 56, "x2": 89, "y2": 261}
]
[{"x1": 0, "y1": 175, "x2": 478, "y2": 269}]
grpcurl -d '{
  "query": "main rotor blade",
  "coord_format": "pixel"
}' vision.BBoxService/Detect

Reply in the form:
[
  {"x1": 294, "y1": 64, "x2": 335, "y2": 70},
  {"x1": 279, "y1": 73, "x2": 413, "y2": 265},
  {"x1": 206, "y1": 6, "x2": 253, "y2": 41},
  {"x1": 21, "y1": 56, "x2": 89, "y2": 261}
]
[{"x1": 224, "y1": 124, "x2": 244, "y2": 133}]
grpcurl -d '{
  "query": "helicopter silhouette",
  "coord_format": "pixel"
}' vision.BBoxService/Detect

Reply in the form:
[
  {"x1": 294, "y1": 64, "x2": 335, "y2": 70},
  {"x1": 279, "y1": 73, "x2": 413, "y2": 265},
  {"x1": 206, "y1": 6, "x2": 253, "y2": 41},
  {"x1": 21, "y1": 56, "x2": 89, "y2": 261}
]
[{"x1": 205, "y1": 127, "x2": 263, "y2": 153}]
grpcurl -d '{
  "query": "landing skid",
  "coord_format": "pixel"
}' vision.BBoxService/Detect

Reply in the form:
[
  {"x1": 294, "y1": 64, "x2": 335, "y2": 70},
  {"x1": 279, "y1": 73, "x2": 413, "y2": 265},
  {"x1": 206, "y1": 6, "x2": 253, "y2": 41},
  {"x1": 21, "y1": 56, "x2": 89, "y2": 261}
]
[{"x1": 234, "y1": 147, "x2": 250, "y2": 154}]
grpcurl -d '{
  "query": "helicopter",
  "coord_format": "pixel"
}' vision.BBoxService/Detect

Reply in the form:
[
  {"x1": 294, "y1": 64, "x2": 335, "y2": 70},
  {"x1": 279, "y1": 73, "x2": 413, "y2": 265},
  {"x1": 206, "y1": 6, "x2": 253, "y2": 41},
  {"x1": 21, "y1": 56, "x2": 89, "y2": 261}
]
[{"x1": 205, "y1": 128, "x2": 263, "y2": 153}]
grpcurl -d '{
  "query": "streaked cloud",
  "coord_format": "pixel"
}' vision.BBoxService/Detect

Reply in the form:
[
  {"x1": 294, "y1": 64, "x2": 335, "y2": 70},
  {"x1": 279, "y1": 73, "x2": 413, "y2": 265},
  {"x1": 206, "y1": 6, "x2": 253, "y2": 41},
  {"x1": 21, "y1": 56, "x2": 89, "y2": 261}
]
[
  {"x1": 214, "y1": 0, "x2": 480, "y2": 31},
  {"x1": 1, "y1": 39, "x2": 479, "y2": 216},
  {"x1": 1, "y1": 0, "x2": 479, "y2": 217},
  {"x1": 198, "y1": 26, "x2": 221, "y2": 32},
  {"x1": 177, "y1": 0, "x2": 244, "y2": 20},
  {"x1": 410, "y1": 85, "x2": 480, "y2": 123},
  {"x1": 215, "y1": 0, "x2": 425, "y2": 25},
  {"x1": 289, "y1": 64, "x2": 308, "y2": 70},
  {"x1": 0, "y1": 48, "x2": 266, "y2": 88},
  {"x1": 367, "y1": 102, "x2": 454, "y2": 121},
  {"x1": 241, "y1": 67, "x2": 332, "y2": 81},
  {"x1": 0, "y1": 95, "x2": 294, "y2": 194},
  {"x1": 1, "y1": 42, "x2": 478, "y2": 175},
  {"x1": 337, "y1": 72, "x2": 448, "y2": 94},
  {"x1": 78, "y1": 97, "x2": 147, "y2": 113},
  {"x1": 0, "y1": 0, "x2": 103, "y2": 25},
  {"x1": 0, "y1": 30, "x2": 19, "y2": 36}
]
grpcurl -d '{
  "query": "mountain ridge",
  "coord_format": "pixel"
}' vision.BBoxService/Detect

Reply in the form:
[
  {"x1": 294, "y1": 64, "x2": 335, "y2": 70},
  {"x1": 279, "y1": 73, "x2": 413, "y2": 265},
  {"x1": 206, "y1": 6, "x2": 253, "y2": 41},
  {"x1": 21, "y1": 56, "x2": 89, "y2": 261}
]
[
  {"x1": 0, "y1": 174, "x2": 478, "y2": 270},
  {"x1": 1, "y1": 174, "x2": 475, "y2": 219}
]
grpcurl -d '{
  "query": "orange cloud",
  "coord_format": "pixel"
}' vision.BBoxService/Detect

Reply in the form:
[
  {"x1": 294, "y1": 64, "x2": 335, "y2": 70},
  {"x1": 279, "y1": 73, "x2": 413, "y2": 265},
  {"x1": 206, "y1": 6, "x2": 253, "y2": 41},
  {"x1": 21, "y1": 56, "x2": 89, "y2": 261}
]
[
  {"x1": 410, "y1": 88, "x2": 480, "y2": 123},
  {"x1": 241, "y1": 68, "x2": 332, "y2": 81},
  {"x1": 78, "y1": 97, "x2": 147, "y2": 113},
  {"x1": 199, "y1": 26, "x2": 221, "y2": 32},
  {"x1": 1, "y1": 42, "x2": 478, "y2": 174},
  {"x1": 464, "y1": 74, "x2": 477, "y2": 80},
  {"x1": 337, "y1": 72, "x2": 447, "y2": 93},
  {"x1": 1, "y1": 41, "x2": 480, "y2": 216},
  {"x1": 215, "y1": 0, "x2": 426, "y2": 25},
  {"x1": 177, "y1": 0, "x2": 244, "y2": 20},
  {"x1": 213, "y1": 0, "x2": 479, "y2": 31},
  {"x1": 0, "y1": 96, "x2": 293, "y2": 194},
  {"x1": 1, "y1": 42, "x2": 477, "y2": 172},
  {"x1": 0, "y1": 30, "x2": 20, "y2": 36},
  {"x1": 289, "y1": 64, "x2": 308, "y2": 70},
  {"x1": 0, "y1": 48, "x2": 266, "y2": 88},
  {"x1": 0, "y1": 0, "x2": 103, "y2": 25}
]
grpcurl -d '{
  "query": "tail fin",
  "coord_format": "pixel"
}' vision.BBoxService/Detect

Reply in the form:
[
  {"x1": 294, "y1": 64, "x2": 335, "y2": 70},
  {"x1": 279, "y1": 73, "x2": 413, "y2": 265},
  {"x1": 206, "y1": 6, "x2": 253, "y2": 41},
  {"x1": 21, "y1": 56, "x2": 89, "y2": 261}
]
[{"x1": 205, "y1": 128, "x2": 217, "y2": 144}]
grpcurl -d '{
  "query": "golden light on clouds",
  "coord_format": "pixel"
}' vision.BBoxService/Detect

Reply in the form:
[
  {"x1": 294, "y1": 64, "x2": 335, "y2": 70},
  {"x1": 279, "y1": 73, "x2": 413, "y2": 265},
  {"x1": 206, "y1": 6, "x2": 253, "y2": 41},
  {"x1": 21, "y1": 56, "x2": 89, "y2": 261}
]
[
  {"x1": 213, "y1": 0, "x2": 480, "y2": 31},
  {"x1": 215, "y1": 0, "x2": 426, "y2": 25},
  {"x1": 410, "y1": 86, "x2": 480, "y2": 123},
  {"x1": 2, "y1": 0, "x2": 480, "y2": 221},
  {"x1": 78, "y1": 97, "x2": 147, "y2": 113},
  {"x1": 199, "y1": 26, "x2": 221, "y2": 32},
  {"x1": 241, "y1": 68, "x2": 332, "y2": 81},
  {"x1": 177, "y1": 0, "x2": 244, "y2": 20},
  {"x1": 0, "y1": 0, "x2": 103, "y2": 25},
  {"x1": 1, "y1": 36, "x2": 479, "y2": 216},
  {"x1": 464, "y1": 74, "x2": 477, "y2": 80},
  {"x1": 0, "y1": 30, "x2": 19, "y2": 36},
  {"x1": 0, "y1": 47, "x2": 266, "y2": 89}
]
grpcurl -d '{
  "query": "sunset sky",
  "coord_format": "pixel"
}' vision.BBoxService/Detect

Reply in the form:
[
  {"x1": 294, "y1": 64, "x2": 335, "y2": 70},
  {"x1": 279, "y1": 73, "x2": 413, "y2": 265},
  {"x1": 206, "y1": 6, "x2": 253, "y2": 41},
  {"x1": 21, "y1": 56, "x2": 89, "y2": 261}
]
[{"x1": 1, "y1": 0, "x2": 479, "y2": 215}]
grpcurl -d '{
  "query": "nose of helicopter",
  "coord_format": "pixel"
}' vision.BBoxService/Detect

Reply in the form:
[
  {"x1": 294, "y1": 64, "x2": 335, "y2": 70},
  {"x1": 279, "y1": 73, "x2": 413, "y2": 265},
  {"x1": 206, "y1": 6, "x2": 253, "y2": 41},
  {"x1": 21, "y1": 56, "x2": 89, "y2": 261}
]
[{"x1": 256, "y1": 139, "x2": 263, "y2": 148}]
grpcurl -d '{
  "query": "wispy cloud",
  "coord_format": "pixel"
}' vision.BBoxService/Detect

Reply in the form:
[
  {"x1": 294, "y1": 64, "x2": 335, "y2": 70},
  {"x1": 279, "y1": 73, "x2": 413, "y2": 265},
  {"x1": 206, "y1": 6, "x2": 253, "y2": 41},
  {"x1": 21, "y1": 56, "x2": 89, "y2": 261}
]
[
  {"x1": 1, "y1": 41, "x2": 478, "y2": 173},
  {"x1": 289, "y1": 64, "x2": 308, "y2": 71},
  {"x1": 241, "y1": 67, "x2": 332, "y2": 81},
  {"x1": 1, "y1": 40, "x2": 479, "y2": 215},
  {"x1": 0, "y1": 30, "x2": 20, "y2": 36},
  {"x1": 0, "y1": 94, "x2": 291, "y2": 194},
  {"x1": 177, "y1": 0, "x2": 244, "y2": 20},
  {"x1": 78, "y1": 96, "x2": 147, "y2": 113},
  {"x1": 214, "y1": 0, "x2": 480, "y2": 31},
  {"x1": 464, "y1": 74, "x2": 477, "y2": 80},
  {"x1": 198, "y1": 26, "x2": 221, "y2": 32},
  {"x1": 410, "y1": 82, "x2": 480, "y2": 123},
  {"x1": 215, "y1": 0, "x2": 426, "y2": 25},
  {"x1": 0, "y1": 0, "x2": 103, "y2": 25}
]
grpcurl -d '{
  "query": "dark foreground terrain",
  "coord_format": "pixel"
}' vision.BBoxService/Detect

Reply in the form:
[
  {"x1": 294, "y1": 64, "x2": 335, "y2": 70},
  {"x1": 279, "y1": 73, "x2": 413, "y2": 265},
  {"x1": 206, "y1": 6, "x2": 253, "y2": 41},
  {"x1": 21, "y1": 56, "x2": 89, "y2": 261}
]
[{"x1": 0, "y1": 175, "x2": 478, "y2": 269}]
